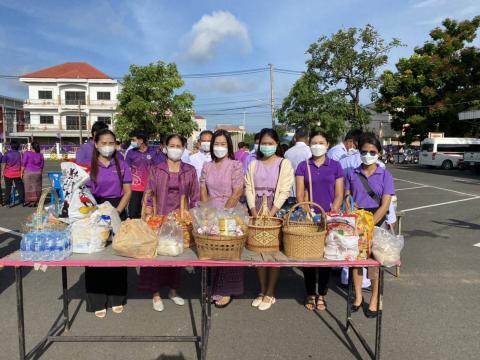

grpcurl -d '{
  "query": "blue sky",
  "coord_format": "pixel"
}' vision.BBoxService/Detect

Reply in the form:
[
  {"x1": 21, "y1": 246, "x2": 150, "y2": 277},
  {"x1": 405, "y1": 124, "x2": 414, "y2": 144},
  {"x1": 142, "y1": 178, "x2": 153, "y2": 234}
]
[{"x1": 0, "y1": 0, "x2": 479, "y2": 131}]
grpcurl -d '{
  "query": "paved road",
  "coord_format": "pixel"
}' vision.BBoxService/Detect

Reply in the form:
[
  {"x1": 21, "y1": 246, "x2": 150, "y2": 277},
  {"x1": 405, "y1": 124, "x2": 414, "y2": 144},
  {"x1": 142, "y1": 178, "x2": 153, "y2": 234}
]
[{"x1": 0, "y1": 162, "x2": 479, "y2": 360}]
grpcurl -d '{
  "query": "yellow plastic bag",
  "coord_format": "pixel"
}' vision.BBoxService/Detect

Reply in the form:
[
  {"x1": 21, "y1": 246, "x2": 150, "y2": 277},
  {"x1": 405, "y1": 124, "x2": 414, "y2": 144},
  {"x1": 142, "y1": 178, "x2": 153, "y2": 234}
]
[
  {"x1": 353, "y1": 209, "x2": 374, "y2": 260},
  {"x1": 112, "y1": 219, "x2": 157, "y2": 259}
]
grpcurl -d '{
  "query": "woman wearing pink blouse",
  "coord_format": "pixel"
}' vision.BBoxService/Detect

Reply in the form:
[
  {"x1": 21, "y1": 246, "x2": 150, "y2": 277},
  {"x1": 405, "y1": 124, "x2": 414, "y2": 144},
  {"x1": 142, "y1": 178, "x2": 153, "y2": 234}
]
[
  {"x1": 21, "y1": 142, "x2": 45, "y2": 206},
  {"x1": 200, "y1": 130, "x2": 245, "y2": 308}
]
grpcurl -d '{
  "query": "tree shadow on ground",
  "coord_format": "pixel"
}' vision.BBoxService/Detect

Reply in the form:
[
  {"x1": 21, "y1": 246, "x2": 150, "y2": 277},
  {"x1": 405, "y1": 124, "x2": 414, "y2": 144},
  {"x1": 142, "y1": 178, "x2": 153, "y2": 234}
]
[{"x1": 432, "y1": 218, "x2": 480, "y2": 230}]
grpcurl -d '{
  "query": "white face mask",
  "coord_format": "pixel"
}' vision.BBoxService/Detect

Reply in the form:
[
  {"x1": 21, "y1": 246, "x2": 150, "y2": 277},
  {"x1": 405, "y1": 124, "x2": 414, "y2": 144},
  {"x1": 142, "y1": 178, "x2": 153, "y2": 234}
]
[
  {"x1": 310, "y1": 144, "x2": 327, "y2": 157},
  {"x1": 167, "y1": 148, "x2": 183, "y2": 161},
  {"x1": 200, "y1": 141, "x2": 211, "y2": 152},
  {"x1": 360, "y1": 154, "x2": 379, "y2": 165},
  {"x1": 213, "y1": 146, "x2": 228, "y2": 159},
  {"x1": 98, "y1": 146, "x2": 115, "y2": 157}
]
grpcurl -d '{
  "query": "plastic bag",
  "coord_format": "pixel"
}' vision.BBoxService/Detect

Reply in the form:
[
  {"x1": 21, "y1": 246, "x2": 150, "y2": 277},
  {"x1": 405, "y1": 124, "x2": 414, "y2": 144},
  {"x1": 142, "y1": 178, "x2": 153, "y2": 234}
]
[
  {"x1": 70, "y1": 217, "x2": 111, "y2": 254},
  {"x1": 326, "y1": 212, "x2": 357, "y2": 236},
  {"x1": 113, "y1": 219, "x2": 157, "y2": 259},
  {"x1": 60, "y1": 162, "x2": 91, "y2": 218},
  {"x1": 63, "y1": 186, "x2": 97, "y2": 223},
  {"x1": 353, "y1": 209, "x2": 374, "y2": 260},
  {"x1": 324, "y1": 231, "x2": 359, "y2": 261},
  {"x1": 372, "y1": 226, "x2": 404, "y2": 266},
  {"x1": 191, "y1": 202, "x2": 248, "y2": 237},
  {"x1": 157, "y1": 216, "x2": 184, "y2": 256},
  {"x1": 94, "y1": 202, "x2": 122, "y2": 235}
]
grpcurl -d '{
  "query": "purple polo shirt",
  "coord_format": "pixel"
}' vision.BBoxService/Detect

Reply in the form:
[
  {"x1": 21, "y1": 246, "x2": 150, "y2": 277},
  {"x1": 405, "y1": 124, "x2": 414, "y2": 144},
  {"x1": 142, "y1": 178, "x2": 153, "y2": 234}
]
[
  {"x1": 2, "y1": 150, "x2": 22, "y2": 178},
  {"x1": 295, "y1": 157, "x2": 343, "y2": 212},
  {"x1": 75, "y1": 140, "x2": 123, "y2": 165},
  {"x1": 126, "y1": 146, "x2": 166, "y2": 192},
  {"x1": 86, "y1": 158, "x2": 132, "y2": 199},
  {"x1": 22, "y1": 151, "x2": 45, "y2": 173},
  {"x1": 345, "y1": 165, "x2": 395, "y2": 209}
]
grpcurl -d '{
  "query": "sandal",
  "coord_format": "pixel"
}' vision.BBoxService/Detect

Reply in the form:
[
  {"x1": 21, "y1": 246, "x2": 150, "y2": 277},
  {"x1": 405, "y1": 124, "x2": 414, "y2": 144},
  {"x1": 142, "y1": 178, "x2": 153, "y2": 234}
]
[
  {"x1": 251, "y1": 293, "x2": 264, "y2": 307},
  {"x1": 112, "y1": 305, "x2": 124, "y2": 314},
  {"x1": 94, "y1": 309, "x2": 107, "y2": 318},
  {"x1": 304, "y1": 295, "x2": 317, "y2": 311},
  {"x1": 316, "y1": 296, "x2": 327, "y2": 311},
  {"x1": 214, "y1": 296, "x2": 233, "y2": 308}
]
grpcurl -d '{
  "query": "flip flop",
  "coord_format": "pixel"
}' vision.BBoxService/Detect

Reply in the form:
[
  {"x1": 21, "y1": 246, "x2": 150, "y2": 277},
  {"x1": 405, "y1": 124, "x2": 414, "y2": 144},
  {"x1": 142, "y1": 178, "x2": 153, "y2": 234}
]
[
  {"x1": 94, "y1": 309, "x2": 107, "y2": 318},
  {"x1": 214, "y1": 296, "x2": 233, "y2": 308},
  {"x1": 112, "y1": 305, "x2": 124, "y2": 314}
]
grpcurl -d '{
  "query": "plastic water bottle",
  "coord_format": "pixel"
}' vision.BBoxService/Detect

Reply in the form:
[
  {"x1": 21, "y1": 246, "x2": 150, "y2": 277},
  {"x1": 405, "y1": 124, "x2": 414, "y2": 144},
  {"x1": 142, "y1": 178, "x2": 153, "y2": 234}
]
[
  {"x1": 64, "y1": 230, "x2": 72, "y2": 258},
  {"x1": 20, "y1": 235, "x2": 27, "y2": 260},
  {"x1": 32, "y1": 232, "x2": 43, "y2": 261},
  {"x1": 24, "y1": 233, "x2": 34, "y2": 261},
  {"x1": 53, "y1": 232, "x2": 64, "y2": 261},
  {"x1": 43, "y1": 232, "x2": 55, "y2": 261}
]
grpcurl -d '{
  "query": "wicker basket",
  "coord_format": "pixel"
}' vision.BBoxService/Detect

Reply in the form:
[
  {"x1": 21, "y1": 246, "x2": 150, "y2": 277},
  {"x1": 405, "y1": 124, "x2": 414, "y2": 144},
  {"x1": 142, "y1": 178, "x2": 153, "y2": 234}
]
[
  {"x1": 194, "y1": 233, "x2": 247, "y2": 260},
  {"x1": 282, "y1": 202, "x2": 327, "y2": 260},
  {"x1": 22, "y1": 187, "x2": 67, "y2": 233},
  {"x1": 247, "y1": 196, "x2": 283, "y2": 253},
  {"x1": 142, "y1": 193, "x2": 194, "y2": 248}
]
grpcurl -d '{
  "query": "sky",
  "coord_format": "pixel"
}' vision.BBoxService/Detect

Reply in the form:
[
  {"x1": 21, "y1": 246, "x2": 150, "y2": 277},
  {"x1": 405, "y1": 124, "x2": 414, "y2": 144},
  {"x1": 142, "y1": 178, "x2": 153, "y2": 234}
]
[{"x1": 0, "y1": 0, "x2": 479, "y2": 132}]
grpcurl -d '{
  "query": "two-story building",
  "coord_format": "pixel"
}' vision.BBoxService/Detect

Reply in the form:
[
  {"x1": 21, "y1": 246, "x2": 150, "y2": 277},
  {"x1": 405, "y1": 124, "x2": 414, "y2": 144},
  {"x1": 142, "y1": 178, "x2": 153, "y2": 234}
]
[{"x1": 16, "y1": 62, "x2": 119, "y2": 144}]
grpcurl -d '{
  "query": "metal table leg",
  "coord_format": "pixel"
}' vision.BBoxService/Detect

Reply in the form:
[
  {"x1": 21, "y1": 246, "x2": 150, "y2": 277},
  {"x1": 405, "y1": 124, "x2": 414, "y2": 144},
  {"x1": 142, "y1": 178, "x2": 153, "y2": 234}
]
[
  {"x1": 346, "y1": 267, "x2": 353, "y2": 330},
  {"x1": 15, "y1": 267, "x2": 26, "y2": 360},
  {"x1": 200, "y1": 267, "x2": 212, "y2": 360},
  {"x1": 375, "y1": 267, "x2": 385, "y2": 360},
  {"x1": 61, "y1": 267, "x2": 70, "y2": 331}
]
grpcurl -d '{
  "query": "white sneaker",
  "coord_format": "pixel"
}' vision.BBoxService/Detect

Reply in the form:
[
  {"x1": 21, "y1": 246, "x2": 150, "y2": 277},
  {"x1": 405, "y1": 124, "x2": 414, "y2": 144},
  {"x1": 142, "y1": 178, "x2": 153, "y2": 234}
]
[
  {"x1": 258, "y1": 296, "x2": 276, "y2": 311},
  {"x1": 169, "y1": 295, "x2": 185, "y2": 306},
  {"x1": 153, "y1": 298, "x2": 164, "y2": 312},
  {"x1": 251, "y1": 294, "x2": 264, "y2": 307}
]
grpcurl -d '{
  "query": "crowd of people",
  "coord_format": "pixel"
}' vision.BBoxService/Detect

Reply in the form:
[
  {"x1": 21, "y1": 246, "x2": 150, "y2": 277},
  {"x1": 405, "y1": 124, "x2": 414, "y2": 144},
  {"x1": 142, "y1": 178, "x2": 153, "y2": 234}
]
[{"x1": 0, "y1": 120, "x2": 395, "y2": 320}]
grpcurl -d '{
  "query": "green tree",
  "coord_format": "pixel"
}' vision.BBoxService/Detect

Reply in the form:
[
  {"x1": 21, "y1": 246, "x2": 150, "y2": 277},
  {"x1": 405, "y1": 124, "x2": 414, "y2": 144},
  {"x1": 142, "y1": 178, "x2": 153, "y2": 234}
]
[
  {"x1": 307, "y1": 24, "x2": 403, "y2": 129},
  {"x1": 115, "y1": 61, "x2": 197, "y2": 140},
  {"x1": 375, "y1": 17, "x2": 480, "y2": 143},
  {"x1": 277, "y1": 72, "x2": 350, "y2": 142}
]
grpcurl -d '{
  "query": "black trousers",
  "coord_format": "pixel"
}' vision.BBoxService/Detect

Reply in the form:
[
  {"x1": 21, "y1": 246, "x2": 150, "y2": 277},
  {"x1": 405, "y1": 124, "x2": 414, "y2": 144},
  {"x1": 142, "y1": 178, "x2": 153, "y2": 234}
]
[
  {"x1": 303, "y1": 267, "x2": 331, "y2": 296},
  {"x1": 128, "y1": 190, "x2": 144, "y2": 219},
  {"x1": 4, "y1": 177, "x2": 25, "y2": 205},
  {"x1": 85, "y1": 196, "x2": 128, "y2": 312}
]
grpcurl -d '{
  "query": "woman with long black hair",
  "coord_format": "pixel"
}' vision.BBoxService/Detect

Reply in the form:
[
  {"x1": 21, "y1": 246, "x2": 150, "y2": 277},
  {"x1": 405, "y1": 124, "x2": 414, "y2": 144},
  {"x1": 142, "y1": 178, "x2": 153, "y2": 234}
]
[{"x1": 85, "y1": 129, "x2": 132, "y2": 318}]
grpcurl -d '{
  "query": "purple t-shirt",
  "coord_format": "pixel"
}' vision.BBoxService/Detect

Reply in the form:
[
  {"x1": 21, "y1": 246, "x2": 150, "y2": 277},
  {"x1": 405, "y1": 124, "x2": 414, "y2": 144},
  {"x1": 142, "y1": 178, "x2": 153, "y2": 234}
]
[
  {"x1": 2, "y1": 150, "x2": 22, "y2": 178},
  {"x1": 22, "y1": 151, "x2": 45, "y2": 173},
  {"x1": 76, "y1": 140, "x2": 123, "y2": 166},
  {"x1": 86, "y1": 158, "x2": 132, "y2": 199},
  {"x1": 345, "y1": 165, "x2": 395, "y2": 209},
  {"x1": 126, "y1": 147, "x2": 166, "y2": 192},
  {"x1": 295, "y1": 157, "x2": 343, "y2": 212}
]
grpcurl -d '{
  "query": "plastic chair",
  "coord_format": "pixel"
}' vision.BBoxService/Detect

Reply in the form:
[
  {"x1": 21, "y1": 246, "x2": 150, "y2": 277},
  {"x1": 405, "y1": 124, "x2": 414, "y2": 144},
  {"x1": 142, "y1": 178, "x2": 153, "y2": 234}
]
[{"x1": 47, "y1": 172, "x2": 64, "y2": 205}]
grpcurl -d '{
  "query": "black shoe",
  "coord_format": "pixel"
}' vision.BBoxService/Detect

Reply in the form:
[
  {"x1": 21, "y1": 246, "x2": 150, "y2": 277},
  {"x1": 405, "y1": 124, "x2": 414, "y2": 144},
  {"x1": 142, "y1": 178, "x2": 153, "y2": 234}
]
[
  {"x1": 351, "y1": 298, "x2": 363, "y2": 313},
  {"x1": 365, "y1": 308, "x2": 378, "y2": 318},
  {"x1": 22, "y1": 203, "x2": 30, "y2": 207}
]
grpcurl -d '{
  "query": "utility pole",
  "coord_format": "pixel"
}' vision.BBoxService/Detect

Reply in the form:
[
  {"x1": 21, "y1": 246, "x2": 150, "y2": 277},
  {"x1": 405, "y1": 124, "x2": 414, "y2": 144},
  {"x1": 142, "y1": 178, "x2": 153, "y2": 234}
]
[
  {"x1": 78, "y1": 100, "x2": 83, "y2": 144},
  {"x1": 242, "y1": 111, "x2": 246, "y2": 140},
  {"x1": 269, "y1": 63, "x2": 275, "y2": 129}
]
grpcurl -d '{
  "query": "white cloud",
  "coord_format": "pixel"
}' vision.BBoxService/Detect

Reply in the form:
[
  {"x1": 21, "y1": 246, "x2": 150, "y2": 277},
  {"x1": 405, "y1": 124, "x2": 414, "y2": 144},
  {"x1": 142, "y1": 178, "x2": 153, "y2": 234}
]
[
  {"x1": 184, "y1": 11, "x2": 251, "y2": 62},
  {"x1": 189, "y1": 77, "x2": 259, "y2": 94},
  {"x1": 411, "y1": 0, "x2": 447, "y2": 9}
]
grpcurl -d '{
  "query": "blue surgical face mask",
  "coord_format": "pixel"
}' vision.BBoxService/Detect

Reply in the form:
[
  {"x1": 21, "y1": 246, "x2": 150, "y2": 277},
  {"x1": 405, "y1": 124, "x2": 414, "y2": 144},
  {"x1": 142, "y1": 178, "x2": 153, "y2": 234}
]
[
  {"x1": 130, "y1": 141, "x2": 140, "y2": 149},
  {"x1": 260, "y1": 145, "x2": 277, "y2": 157}
]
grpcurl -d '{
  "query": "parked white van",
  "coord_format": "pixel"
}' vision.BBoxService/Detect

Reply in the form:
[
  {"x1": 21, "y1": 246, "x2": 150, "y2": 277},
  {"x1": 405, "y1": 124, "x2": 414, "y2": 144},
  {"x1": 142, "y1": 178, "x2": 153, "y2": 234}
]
[{"x1": 419, "y1": 137, "x2": 480, "y2": 169}]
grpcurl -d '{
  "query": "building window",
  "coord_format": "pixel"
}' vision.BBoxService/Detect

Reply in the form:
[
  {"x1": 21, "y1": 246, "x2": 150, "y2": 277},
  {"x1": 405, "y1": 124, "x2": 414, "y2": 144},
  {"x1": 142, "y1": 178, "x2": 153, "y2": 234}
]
[
  {"x1": 38, "y1": 90, "x2": 53, "y2": 99},
  {"x1": 97, "y1": 92, "x2": 111, "y2": 100},
  {"x1": 40, "y1": 115, "x2": 54, "y2": 124},
  {"x1": 65, "y1": 91, "x2": 86, "y2": 105},
  {"x1": 97, "y1": 116, "x2": 112, "y2": 125},
  {"x1": 66, "y1": 116, "x2": 87, "y2": 130}
]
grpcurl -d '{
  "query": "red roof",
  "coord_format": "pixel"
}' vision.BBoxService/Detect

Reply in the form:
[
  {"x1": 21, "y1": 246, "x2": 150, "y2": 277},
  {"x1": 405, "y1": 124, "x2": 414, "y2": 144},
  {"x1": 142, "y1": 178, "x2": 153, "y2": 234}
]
[{"x1": 21, "y1": 62, "x2": 111, "y2": 79}]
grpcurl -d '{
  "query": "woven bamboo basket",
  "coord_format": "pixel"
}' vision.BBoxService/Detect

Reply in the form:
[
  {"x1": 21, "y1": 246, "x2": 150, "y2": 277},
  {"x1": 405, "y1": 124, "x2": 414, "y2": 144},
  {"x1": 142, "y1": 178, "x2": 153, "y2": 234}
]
[
  {"x1": 247, "y1": 196, "x2": 283, "y2": 253},
  {"x1": 194, "y1": 233, "x2": 247, "y2": 260},
  {"x1": 282, "y1": 201, "x2": 327, "y2": 260},
  {"x1": 22, "y1": 187, "x2": 67, "y2": 233},
  {"x1": 142, "y1": 193, "x2": 194, "y2": 248}
]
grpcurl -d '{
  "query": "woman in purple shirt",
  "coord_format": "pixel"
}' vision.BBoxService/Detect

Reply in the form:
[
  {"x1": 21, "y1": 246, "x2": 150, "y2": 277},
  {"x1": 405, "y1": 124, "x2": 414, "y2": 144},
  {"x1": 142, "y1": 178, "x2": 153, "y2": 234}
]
[
  {"x1": 139, "y1": 134, "x2": 200, "y2": 312},
  {"x1": 345, "y1": 133, "x2": 394, "y2": 319},
  {"x1": 1, "y1": 140, "x2": 26, "y2": 207},
  {"x1": 85, "y1": 129, "x2": 132, "y2": 319},
  {"x1": 200, "y1": 130, "x2": 244, "y2": 308},
  {"x1": 21, "y1": 142, "x2": 45, "y2": 206},
  {"x1": 295, "y1": 131, "x2": 344, "y2": 311}
]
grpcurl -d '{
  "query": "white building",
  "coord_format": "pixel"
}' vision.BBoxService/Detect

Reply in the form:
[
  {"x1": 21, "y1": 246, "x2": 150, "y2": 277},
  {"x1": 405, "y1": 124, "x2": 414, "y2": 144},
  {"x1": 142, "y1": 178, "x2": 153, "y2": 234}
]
[
  {"x1": 16, "y1": 62, "x2": 119, "y2": 144},
  {"x1": 186, "y1": 115, "x2": 208, "y2": 150}
]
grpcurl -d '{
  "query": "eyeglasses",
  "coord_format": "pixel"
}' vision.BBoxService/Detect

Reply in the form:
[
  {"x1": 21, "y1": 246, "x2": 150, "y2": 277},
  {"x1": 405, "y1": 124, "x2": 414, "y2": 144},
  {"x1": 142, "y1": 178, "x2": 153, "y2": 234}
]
[{"x1": 360, "y1": 151, "x2": 378, "y2": 156}]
